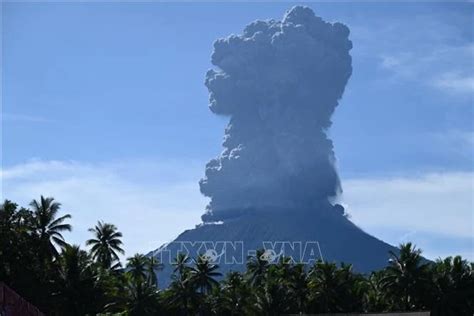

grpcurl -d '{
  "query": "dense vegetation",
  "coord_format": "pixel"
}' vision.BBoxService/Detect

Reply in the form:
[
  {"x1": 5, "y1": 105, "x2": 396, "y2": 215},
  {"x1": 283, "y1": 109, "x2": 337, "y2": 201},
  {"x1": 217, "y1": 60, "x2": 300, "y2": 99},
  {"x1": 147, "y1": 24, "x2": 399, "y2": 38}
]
[{"x1": 1, "y1": 197, "x2": 473, "y2": 315}]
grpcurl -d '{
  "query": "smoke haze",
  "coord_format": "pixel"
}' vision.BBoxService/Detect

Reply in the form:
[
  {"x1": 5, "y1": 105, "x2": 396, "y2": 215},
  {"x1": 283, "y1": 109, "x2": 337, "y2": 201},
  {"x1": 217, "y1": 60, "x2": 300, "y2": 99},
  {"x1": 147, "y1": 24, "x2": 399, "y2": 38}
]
[{"x1": 199, "y1": 6, "x2": 353, "y2": 219}]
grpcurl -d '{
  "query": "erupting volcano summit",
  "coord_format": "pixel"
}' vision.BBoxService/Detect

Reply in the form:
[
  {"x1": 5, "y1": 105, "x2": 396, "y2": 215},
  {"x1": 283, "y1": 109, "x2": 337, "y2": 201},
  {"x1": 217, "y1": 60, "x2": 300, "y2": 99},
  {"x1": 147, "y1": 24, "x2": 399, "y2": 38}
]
[{"x1": 151, "y1": 6, "x2": 396, "y2": 285}]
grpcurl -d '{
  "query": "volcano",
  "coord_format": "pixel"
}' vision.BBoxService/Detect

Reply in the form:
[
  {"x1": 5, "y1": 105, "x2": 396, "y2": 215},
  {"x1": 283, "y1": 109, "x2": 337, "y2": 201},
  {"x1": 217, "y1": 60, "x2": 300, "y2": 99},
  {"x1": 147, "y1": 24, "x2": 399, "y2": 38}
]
[
  {"x1": 151, "y1": 205, "x2": 396, "y2": 287},
  {"x1": 149, "y1": 6, "x2": 397, "y2": 286}
]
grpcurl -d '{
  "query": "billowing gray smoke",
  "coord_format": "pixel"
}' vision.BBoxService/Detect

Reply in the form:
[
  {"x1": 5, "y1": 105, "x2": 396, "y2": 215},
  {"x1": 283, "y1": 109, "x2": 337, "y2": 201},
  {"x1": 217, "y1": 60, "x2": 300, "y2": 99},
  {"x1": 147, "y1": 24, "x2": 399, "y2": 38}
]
[{"x1": 199, "y1": 6, "x2": 352, "y2": 219}]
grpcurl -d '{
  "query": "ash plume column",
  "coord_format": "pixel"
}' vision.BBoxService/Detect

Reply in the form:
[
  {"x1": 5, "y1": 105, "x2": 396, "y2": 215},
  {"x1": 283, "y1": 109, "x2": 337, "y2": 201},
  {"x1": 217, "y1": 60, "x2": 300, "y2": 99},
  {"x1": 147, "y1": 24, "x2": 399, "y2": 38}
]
[{"x1": 199, "y1": 6, "x2": 353, "y2": 220}]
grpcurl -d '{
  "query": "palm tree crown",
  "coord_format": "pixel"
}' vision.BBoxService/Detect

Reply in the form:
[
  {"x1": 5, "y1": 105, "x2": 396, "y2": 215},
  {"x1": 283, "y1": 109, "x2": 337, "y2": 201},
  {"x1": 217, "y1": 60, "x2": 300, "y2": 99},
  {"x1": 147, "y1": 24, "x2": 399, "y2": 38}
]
[
  {"x1": 190, "y1": 255, "x2": 222, "y2": 294},
  {"x1": 382, "y1": 242, "x2": 430, "y2": 311},
  {"x1": 127, "y1": 254, "x2": 148, "y2": 282},
  {"x1": 30, "y1": 196, "x2": 72, "y2": 257},
  {"x1": 86, "y1": 221, "x2": 124, "y2": 269},
  {"x1": 146, "y1": 256, "x2": 164, "y2": 288},
  {"x1": 172, "y1": 253, "x2": 191, "y2": 281},
  {"x1": 246, "y1": 249, "x2": 270, "y2": 286}
]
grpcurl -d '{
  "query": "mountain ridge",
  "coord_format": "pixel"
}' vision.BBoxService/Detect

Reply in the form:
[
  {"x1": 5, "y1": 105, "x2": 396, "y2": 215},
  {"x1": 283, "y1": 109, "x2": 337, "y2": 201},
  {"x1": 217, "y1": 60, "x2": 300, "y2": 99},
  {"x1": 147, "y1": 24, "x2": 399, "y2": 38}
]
[{"x1": 150, "y1": 204, "x2": 398, "y2": 287}]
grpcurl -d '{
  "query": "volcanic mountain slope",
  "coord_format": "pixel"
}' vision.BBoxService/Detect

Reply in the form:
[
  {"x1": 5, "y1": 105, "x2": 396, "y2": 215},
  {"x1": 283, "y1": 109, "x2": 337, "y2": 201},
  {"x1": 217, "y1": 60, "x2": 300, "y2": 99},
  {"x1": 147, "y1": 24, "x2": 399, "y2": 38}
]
[{"x1": 151, "y1": 205, "x2": 397, "y2": 288}]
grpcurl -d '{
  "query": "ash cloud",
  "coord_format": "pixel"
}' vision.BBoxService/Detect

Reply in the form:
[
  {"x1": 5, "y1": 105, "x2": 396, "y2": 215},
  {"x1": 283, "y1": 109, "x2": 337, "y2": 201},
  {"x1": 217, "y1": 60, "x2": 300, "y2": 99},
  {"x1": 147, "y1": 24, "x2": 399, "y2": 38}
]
[{"x1": 199, "y1": 6, "x2": 352, "y2": 219}]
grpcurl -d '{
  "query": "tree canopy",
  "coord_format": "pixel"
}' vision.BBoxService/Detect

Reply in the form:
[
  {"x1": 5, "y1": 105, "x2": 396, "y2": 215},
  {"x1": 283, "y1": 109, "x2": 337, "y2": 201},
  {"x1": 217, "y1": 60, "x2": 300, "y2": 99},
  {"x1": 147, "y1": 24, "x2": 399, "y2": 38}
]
[{"x1": 1, "y1": 197, "x2": 473, "y2": 315}]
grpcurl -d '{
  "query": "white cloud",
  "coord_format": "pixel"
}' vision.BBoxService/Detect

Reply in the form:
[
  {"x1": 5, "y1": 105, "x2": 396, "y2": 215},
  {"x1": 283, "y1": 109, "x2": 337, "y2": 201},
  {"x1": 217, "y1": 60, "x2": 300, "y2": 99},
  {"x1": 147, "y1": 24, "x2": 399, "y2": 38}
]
[
  {"x1": 2, "y1": 113, "x2": 52, "y2": 123},
  {"x1": 379, "y1": 52, "x2": 416, "y2": 77},
  {"x1": 2, "y1": 160, "x2": 472, "y2": 261},
  {"x1": 378, "y1": 44, "x2": 474, "y2": 95},
  {"x1": 342, "y1": 172, "x2": 473, "y2": 260},
  {"x1": 434, "y1": 72, "x2": 474, "y2": 94},
  {"x1": 431, "y1": 130, "x2": 474, "y2": 158},
  {"x1": 343, "y1": 172, "x2": 473, "y2": 238},
  {"x1": 1, "y1": 159, "x2": 208, "y2": 260},
  {"x1": 351, "y1": 12, "x2": 473, "y2": 96}
]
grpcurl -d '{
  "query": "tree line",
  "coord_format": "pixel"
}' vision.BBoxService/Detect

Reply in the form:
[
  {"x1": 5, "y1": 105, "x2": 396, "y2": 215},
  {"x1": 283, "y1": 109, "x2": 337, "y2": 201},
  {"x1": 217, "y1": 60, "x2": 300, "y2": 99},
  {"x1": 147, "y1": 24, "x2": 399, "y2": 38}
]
[{"x1": 1, "y1": 196, "x2": 473, "y2": 315}]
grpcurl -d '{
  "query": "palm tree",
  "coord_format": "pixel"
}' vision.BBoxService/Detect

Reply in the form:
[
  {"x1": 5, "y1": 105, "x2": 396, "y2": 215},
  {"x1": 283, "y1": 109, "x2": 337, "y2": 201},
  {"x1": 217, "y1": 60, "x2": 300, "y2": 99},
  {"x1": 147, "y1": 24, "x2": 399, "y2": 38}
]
[
  {"x1": 307, "y1": 260, "x2": 350, "y2": 313},
  {"x1": 30, "y1": 196, "x2": 72, "y2": 257},
  {"x1": 365, "y1": 270, "x2": 390, "y2": 312},
  {"x1": 255, "y1": 262, "x2": 293, "y2": 315},
  {"x1": 382, "y1": 243, "x2": 430, "y2": 311},
  {"x1": 86, "y1": 221, "x2": 124, "y2": 269},
  {"x1": 123, "y1": 254, "x2": 162, "y2": 315},
  {"x1": 55, "y1": 244, "x2": 100, "y2": 316},
  {"x1": 255, "y1": 279, "x2": 291, "y2": 315},
  {"x1": 165, "y1": 276, "x2": 197, "y2": 316},
  {"x1": 0, "y1": 200, "x2": 22, "y2": 284},
  {"x1": 173, "y1": 253, "x2": 191, "y2": 281},
  {"x1": 287, "y1": 263, "x2": 309, "y2": 313},
  {"x1": 246, "y1": 249, "x2": 269, "y2": 286},
  {"x1": 253, "y1": 256, "x2": 307, "y2": 314},
  {"x1": 121, "y1": 272, "x2": 160, "y2": 316},
  {"x1": 162, "y1": 253, "x2": 195, "y2": 315},
  {"x1": 217, "y1": 271, "x2": 255, "y2": 315},
  {"x1": 190, "y1": 255, "x2": 222, "y2": 294},
  {"x1": 146, "y1": 256, "x2": 164, "y2": 288},
  {"x1": 333, "y1": 263, "x2": 366, "y2": 312},
  {"x1": 0, "y1": 200, "x2": 17, "y2": 228},
  {"x1": 127, "y1": 254, "x2": 148, "y2": 282},
  {"x1": 431, "y1": 256, "x2": 474, "y2": 316}
]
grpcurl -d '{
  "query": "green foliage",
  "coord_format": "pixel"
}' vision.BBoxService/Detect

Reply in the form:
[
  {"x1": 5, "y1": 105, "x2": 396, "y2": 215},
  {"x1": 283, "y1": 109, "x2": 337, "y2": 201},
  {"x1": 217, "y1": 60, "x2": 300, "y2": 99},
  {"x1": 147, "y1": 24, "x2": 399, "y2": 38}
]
[
  {"x1": 53, "y1": 245, "x2": 103, "y2": 315},
  {"x1": 382, "y1": 242, "x2": 432, "y2": 311},
  {"x1": 189, "y1": 255, "x2": 222, "y2": 294},
  {"x1": 1, "y1": 197, "x2": 473, "y2": 315},
  {"x1": 307, "y1": 261, "x2": 366, "y2": 313},
  {"x1": 430, "y1": 256, "x2": 474, "y2": 315},
  {"x1": 87, "y1": 221, "x2": 124, "y2": 269}
]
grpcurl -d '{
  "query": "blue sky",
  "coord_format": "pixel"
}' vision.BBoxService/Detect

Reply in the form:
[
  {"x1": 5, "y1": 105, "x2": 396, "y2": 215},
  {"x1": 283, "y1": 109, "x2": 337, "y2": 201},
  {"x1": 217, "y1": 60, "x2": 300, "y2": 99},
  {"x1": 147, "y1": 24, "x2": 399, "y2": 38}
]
[{"x1": 2, "y1": 2, "x2": 473, "y2": 260}]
